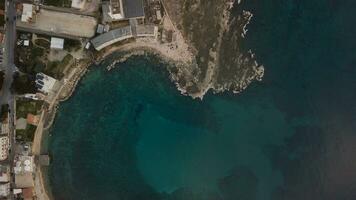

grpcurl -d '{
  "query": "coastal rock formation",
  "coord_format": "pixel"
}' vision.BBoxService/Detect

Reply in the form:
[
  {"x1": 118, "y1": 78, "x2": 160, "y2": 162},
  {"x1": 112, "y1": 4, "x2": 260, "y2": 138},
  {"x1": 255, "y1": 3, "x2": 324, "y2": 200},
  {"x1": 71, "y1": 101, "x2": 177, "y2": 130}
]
[{"x1": 163, "y1": 0, "x2": 264, "y2": 99}]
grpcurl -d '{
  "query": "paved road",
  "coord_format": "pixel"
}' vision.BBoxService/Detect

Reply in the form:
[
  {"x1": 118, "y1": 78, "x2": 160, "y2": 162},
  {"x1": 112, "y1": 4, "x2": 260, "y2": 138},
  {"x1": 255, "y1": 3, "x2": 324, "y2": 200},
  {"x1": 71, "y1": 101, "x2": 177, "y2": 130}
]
[
  {"x1": 0, "y1": 0, "x2": 17, "y2": 199},
  {"x1": 0, "y1": 0, "x2": 16, "y2": 106}
]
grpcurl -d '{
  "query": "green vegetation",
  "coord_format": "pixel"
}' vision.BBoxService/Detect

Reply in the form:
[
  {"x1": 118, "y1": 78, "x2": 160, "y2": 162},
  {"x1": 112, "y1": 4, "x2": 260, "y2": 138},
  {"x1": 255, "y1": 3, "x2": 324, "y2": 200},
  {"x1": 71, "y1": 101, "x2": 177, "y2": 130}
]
[
  {"x1": 0, "y1": 1, "x2": 4, "y2": 26},
  {"x1": 14, "y1": 33, "x2": 79, "y2": 94},
  {"x1": 64, "y1": 39, "x2": 82, "y2": 52},
  {"x1": 17, "y1": 43, "x2": 47, "y2": 74},
  {"x1": 35, "y1": 38, "x2": 50, "y2": 49},
  {"x1": 0, "y1": 16, "x2": 4, "y2": 27},
  {"x1": 0, "y1": 71, "x2": 4, "y2": 89},
  {"x1": 45, "y1": 54, "x2": 73, "y2": 79},
  {"x1": 16, "y1": 99, "x2": 43, "y2": 118},
  {"x1": 15, "y1": 100, "x2": 43, "y2": 142},
  {"x1": 44, "y1": 0, "x2": 72, "y2": 7},
  {"x1": 0, "y1": 1, "x2": 4, "y2": 10},
  {"x1": 16, "y1": 125, "x2": 36, "y2": 142},
  {"x1": 0, "y1": 104, "x2": 8, "y2": 122},
  {"x1": 11, "y1": 73, "x2": 37, "y2": 94}
]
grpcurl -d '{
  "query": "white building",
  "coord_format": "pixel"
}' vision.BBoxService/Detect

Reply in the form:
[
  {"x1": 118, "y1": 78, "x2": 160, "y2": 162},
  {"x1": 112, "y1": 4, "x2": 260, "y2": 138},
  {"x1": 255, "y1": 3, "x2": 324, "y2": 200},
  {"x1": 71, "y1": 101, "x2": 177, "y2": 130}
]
[
  {"x1": 21, "y1": 4, "x2": 33, "y2": 22},
  {"x1": 0, "y1": 183, "x2": 10, "y2": 197},
  {"x1": 0, "y1": 122, "x2": 8, "y2": 136},
  {"x1": 24, "y1": 94, "x2": 39, "y2": 101},
  {"x1": 50, "y1": 37, "x2": 64, "y2": 50},
  {"x1": 14, "y1": 156, "x2": 34, "y2": 175},
  {"x1": 0, "y1": 137, "x2": 9, "y2": 161},
  {"x1": 13, "y1": 188, "x2": 22, "y2": 195},
  {"x1": 71, "y1": 0, "x2": 85, "y2": 9},
  {"x1": 0, "y1": 172, "x2": 9, "y2": 183},
  {"x1": 35, "y1": 73, "x2": 58, "y2": 94}
]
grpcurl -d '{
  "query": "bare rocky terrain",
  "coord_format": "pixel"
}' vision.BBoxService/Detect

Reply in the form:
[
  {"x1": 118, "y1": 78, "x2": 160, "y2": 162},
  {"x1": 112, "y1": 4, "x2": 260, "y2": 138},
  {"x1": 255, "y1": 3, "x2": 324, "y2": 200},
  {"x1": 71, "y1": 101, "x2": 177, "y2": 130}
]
[{"x1": 163, "y1": 0, "x2": 264, "y2": 98}]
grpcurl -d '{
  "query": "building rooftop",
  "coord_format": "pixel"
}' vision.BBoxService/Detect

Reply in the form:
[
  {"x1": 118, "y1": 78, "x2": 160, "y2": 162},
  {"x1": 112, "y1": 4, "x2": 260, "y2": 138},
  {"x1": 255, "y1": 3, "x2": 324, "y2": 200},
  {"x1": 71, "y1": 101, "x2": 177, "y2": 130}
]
[
  {"x1": 17, "y1": 9, "x2": 97, "y2": 39},
  {"x1": 16, "y1": 118, "x2": 27, "y2": 130},
  {"x1": 35, "y1": 73, "x2": 57, "y2": 94},
  {"x1": 21, "y1": 4, "x2": 33, "y2": 22},
  {"x1": 22, "y1": 187, "x2": 34, "y2": 200},
  {"x1": 0, "y1": 183, "x2": 10, "y2": 197},
  {"x1": 26, "y1": 114, "x2": 39, "y2": 126},
  {"x1": 15, "y1": 174, "x2": 34, "y2": 188},
  {"x1": 39, "y1": 155, "x2": 50, "y2": 166},
  {"x1": 122, "y1": 0, "x2": 144, "y2": 18},
  {"x1": 91, "y1": 26, "x2": 132, "y2": 51},
  {"x1": 14, "y1": 156, "x2": 34, "y2": 174},
  {"x1": 0, "y1": 137, "x2": 9, "y2": 161},
  {"x1": 50, "y1": 37, "x2": 64, "y2": 49}
]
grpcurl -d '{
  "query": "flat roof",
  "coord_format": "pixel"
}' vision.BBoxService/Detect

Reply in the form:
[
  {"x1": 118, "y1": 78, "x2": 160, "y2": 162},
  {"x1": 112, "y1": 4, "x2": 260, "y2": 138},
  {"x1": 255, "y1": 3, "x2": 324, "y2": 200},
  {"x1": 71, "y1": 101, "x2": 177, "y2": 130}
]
[
  {"x1": 21, "y1": 4, "x2": 33, "y2": 22},
  {"x1": 91, "y1": 26, "x2": 132, "y2": 50},
  {"x1": 122, "y1": 0, "x2": 144, "y2": 18},
  {"x1": 50, "y1": 37, "x2": 64, "y2": 49},
  {"x1": 17, "y1": 9, "x2": 97, "y2": 38}
]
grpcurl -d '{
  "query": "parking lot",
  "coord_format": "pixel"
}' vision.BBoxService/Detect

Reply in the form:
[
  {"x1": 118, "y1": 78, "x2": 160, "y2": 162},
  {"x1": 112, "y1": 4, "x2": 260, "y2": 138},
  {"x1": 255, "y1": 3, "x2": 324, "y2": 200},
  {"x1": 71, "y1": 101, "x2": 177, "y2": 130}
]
[{"x1": 16, "y1": 9, "x2": 97, "y2": 38}]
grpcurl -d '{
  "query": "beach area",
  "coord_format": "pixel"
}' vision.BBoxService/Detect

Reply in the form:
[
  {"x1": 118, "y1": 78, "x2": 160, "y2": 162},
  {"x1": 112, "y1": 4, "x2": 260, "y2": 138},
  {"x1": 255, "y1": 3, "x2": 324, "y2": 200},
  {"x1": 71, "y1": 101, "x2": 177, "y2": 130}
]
[
  {"x1": 30, "y1": 1, "x2": 265, "y2": 198},
  {"x1": 30, "y1": 12, "x2": 198, "y2": 199},
  {"x1": 26, "y1": 0, "x2": 356, "y2": 199}
]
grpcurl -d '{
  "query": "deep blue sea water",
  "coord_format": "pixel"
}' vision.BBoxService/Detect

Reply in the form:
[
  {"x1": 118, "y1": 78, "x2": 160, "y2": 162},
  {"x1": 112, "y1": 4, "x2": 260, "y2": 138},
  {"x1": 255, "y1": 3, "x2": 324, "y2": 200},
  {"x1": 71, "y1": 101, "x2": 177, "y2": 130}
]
[{"x1": 48, "y1": 0, "x2": 356, "y2": 200}]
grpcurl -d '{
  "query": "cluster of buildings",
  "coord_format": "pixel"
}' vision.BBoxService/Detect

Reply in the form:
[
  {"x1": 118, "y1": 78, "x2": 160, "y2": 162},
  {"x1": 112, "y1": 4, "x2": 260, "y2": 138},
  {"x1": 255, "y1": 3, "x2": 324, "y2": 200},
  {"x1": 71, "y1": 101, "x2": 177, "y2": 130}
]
[
  {"x1": 91, "y1": 0, "x2": 161, "y2": 50},
  {"x1": 0, "y1": 165, "x2": 10, "y2": 198},
  {"x1": 0, "y1": 113, "x2": 10, "y2": 162},
  {"x1": 35, "y1": 72, "x2": 58, "y2": 95},
  {"x1": 102, "y1": 0, "x2": 145, "y2": 22},
  {"x1": 0, "y1": 112, "x2": 10, "y2": 198},
  {"x1": 0, "y1": 0, "x2": 169, "y2": 198},
  {"x1": 12, "y1": 154, "x2": 36, "y2": 199},
  {"x1": 16, "y1": 0, "x2": 162, "y2": 51}
]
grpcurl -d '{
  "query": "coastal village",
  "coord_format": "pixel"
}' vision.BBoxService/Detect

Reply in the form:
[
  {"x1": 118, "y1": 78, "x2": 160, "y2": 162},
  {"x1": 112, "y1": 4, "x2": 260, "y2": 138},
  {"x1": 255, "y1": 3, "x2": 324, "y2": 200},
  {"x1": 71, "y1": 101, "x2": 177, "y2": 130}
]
[{"x1": 0, "y1": 0, "x2": 185, "y2": 199}]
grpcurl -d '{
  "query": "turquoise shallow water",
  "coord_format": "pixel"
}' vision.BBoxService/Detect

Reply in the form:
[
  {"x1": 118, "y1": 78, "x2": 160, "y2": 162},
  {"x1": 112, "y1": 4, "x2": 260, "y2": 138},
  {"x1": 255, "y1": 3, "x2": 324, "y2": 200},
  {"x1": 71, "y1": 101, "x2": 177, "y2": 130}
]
[{"x1": 48, "y1": 0, "x2": 356, "y2": 200}]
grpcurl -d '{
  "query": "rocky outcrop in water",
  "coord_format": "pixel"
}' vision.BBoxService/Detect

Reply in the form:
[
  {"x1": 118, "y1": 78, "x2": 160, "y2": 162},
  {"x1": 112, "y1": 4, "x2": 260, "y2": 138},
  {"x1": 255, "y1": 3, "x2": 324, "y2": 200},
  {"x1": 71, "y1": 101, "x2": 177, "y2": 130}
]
[{"x1": 164, "y1": 0, "x2": 264, "y2": 99}]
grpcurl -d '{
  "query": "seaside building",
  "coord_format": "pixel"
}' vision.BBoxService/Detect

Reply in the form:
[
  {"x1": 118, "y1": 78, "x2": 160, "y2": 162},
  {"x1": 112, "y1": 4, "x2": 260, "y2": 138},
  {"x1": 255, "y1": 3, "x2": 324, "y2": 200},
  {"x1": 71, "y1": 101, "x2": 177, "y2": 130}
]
[
  {"x1": 91, "y1": 26, "x2": 133, "y2": 51},
  {"x1": 35, "y1": 73, "x2": 58, "y2": 94},
  {"x1": 14, "y1": 156, "x2": 34, "y2": 174},
  {"x1": 17, "y1": 8, "x2": 97, "y2": 39},
  {"x1": 15, "y1": 174, "x2": 34, "y2": 188},
  {"x1": 39, "y1": 155, "x2": 50, "y2": 166},
  {"x1": 102, "y1": 0, "x2": 145, "y2": 23},
  {"x1": 14, "y1": 156, "x2": 35, "y2": 188},
  {"x1": 136, "y1": 25, "x2": 157, "y2": 37},
  {"x1": 91, "y1": 24, "x2": 157, "y2": 51}
]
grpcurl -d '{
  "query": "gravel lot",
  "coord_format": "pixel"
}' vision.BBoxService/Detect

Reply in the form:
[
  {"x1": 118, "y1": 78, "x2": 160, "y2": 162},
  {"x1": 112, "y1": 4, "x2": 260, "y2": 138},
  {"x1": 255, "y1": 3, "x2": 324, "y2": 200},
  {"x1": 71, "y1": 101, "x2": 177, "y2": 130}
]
[{"x1": 17, "y1": 9, "x2": 97, "y2": 38}]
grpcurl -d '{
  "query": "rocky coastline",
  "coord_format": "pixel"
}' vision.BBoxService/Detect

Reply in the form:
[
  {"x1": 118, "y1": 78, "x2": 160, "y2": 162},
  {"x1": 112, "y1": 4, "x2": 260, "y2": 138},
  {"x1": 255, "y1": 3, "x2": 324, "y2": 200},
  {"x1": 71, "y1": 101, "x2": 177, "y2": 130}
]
[{"x1": 36, "y1": 1, "x2": 265, "y2": 199}]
